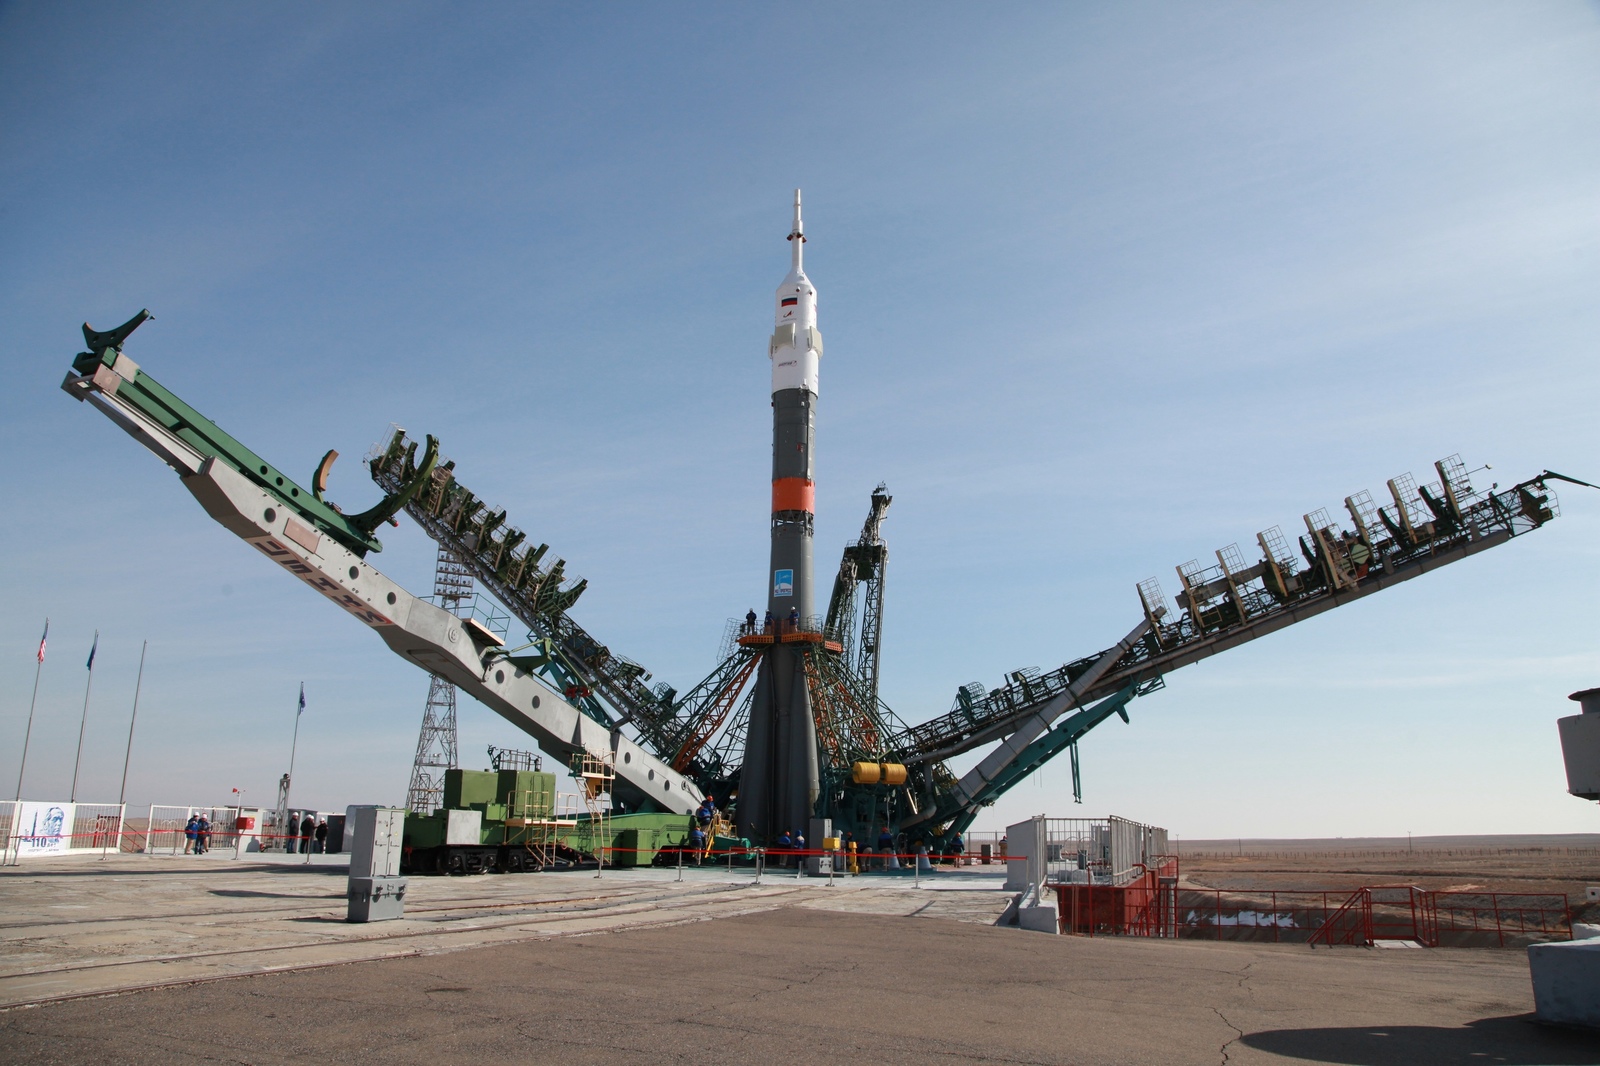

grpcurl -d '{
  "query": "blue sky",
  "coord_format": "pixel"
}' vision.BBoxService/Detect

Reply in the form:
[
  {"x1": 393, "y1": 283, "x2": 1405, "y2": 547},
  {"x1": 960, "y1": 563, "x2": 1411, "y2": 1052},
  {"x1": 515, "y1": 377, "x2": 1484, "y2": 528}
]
[{"x1": 3, "y1": 3, "x2": 1598, "y2": 837}]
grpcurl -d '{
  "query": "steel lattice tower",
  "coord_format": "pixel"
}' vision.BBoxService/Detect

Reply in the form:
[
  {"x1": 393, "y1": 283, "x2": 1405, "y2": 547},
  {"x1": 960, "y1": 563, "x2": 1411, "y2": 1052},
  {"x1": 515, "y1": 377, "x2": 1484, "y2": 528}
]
[{"x1": 405, "y1": 546, "x2": 473, "y2": 813}]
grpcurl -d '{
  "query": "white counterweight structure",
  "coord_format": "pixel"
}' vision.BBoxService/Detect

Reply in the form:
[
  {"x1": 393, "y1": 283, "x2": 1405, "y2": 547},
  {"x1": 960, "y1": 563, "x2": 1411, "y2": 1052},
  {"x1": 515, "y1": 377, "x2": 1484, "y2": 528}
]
[{"x1": 737, "y1": 191, "x2": 824, "y2": 843}]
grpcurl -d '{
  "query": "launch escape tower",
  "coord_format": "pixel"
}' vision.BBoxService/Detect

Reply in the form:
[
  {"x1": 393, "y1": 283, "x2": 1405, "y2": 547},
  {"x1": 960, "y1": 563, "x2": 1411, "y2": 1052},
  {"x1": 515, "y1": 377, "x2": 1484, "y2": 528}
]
[
  {"x1": 58, "y1": 198, "x2": 1574, "y2": 857},
  {"x1": 404, "y1": 546, "x2": 471, "y2": 814}
]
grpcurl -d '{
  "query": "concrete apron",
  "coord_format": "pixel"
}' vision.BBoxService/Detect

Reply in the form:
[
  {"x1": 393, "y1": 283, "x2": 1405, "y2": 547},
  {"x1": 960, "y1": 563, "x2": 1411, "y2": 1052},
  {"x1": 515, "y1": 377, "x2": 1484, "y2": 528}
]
[{"x1": 0, "y1": 855, "x2": 1014, "y2": 1008}]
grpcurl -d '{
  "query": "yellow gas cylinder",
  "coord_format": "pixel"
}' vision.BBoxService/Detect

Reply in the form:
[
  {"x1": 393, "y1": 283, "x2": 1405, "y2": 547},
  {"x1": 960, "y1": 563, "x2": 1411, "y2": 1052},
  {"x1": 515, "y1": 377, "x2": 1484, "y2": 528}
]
[
  {"x1": 850, "y1": 761, "x2": 880, "y2": 784},
  {"x1": 850, "y1": 761, "x2": 909, "y2": 786}
]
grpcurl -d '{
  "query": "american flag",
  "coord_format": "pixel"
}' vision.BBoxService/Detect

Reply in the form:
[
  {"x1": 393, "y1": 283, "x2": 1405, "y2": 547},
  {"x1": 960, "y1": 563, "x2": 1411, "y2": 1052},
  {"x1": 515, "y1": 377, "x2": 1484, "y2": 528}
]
[{"x1": 36, "y1": 619, "x2": 47, "y2": 664}]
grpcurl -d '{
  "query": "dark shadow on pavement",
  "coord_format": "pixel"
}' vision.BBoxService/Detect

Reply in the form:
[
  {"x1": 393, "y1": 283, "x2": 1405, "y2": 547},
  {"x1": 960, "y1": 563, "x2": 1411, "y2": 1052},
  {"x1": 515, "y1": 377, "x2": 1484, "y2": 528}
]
[
  {"x1": 1241, "y1": 1015, "x2": 1600, "y2": 1065},
  {"x1": 256, "y1": 863, "x2": 348, "y2": 876},
  {"x1": 209, "y1": 883, "x2": 344, "y2": 889}
]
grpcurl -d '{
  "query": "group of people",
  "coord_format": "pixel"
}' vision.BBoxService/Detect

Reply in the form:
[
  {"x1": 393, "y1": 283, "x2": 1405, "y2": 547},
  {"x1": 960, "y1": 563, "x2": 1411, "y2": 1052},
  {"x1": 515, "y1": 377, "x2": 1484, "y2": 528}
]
[
  {"x1": 182, "y1": 813, "x2": 212, "y2": 855},
  {"x1": 773, "y1": 827, "x2": 808, "y2": 865},
  {"x1": 739, "y1": 607, "x2": 804, "y2": 635},
  {"x1": 853, "y1": 827, "x2": 965, "y2": 872},
  {"x1": 686, "y1": 795, "x2": 719, "y2": 862},
  {"x1": 182, "y1": 812, "x2": 334, "y2": 855},
  {"x1": 293, "y1": 815, "x2": 330, "y2": 854}
]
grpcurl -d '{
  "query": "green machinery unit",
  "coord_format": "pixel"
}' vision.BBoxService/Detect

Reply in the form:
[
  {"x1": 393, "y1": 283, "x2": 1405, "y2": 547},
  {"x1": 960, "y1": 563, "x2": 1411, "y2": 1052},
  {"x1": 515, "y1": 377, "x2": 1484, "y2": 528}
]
[{"x1": 402, "y1": 767, "x2": 721, "y2": 874}]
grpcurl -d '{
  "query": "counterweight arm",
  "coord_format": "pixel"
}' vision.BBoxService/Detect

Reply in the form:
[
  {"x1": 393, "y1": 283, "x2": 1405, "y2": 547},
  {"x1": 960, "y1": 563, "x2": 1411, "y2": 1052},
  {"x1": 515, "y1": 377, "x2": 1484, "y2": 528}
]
[{"x1": 60, "y1": 324, "x2": 703, "y2": 814}]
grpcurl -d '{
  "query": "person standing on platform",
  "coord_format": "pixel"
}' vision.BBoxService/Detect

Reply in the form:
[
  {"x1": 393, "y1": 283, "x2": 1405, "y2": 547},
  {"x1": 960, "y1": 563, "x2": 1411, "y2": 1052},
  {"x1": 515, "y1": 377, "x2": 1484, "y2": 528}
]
[
  {"x1": 688, "y1": 824, "x2": 706, "y2": 864},
  {"x1": 314, "y1": 820, "x2": 328, "y2": 854},
  {"x1": 744, "y1": 609, "x2": 757, "y2": 635},
  {"x1": 877, "y1": 825, "x2": 895, "y2": 871},
  {"x1": 194, "y1": 814, "x2": 210, "y2": 855},
  {"x1": 299, "y1": 814, "x2": 314, "y2": 854},
  {"x1": 183, "y1": 815, "x2": 198, "y2": 855}
]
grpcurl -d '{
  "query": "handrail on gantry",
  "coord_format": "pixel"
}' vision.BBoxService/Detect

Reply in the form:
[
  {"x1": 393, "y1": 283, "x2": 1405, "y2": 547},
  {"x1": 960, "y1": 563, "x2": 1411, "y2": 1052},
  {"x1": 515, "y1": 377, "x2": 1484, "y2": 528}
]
[{"x1": 895, "y1": 469, "x2": 1561, "y2": 768}]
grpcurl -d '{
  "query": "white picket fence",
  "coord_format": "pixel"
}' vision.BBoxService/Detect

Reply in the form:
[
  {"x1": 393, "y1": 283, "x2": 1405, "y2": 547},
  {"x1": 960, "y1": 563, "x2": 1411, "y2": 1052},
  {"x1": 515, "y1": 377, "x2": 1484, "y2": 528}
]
[{"x1": 143, "y1": 805, "x2": 265, "y2": 855}]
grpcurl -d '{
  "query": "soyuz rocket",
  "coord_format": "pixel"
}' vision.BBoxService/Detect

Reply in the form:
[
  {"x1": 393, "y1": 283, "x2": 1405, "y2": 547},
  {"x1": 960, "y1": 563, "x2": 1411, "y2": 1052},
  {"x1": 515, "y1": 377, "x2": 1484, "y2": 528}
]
[{"x1": 737, "y1": 190, "x2": 823, "y2": 843}]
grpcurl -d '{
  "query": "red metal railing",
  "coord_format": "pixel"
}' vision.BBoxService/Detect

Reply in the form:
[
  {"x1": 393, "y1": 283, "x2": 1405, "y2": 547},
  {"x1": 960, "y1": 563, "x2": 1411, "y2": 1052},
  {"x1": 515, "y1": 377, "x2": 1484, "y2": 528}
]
[
  {"x1": 1055, "y1": 859, "x2": 1180, "y2": 936},
  {"x1": 1053, "y1": 874, "x2": 1572, "y2": 947},
  {"x1": 1170, "y1": 887, "x2": 1568, "y2": 947}
]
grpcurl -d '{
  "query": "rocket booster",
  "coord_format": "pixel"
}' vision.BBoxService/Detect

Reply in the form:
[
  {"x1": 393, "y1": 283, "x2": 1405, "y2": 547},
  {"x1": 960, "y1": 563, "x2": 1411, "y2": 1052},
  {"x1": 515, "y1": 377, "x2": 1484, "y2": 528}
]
[
  {"x1": 739, "y1": 190, "x2": 823, "y2": 843},
  {"x1": 767, "y1": 189, "x2": 821, "y2": 621}
]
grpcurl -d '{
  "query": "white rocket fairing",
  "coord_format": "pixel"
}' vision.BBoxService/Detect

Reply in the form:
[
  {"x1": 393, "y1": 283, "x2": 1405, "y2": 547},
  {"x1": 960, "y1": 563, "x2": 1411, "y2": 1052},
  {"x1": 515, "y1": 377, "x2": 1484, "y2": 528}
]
[{"x1": 770, "y1": 190, "x2": 821, "y2": 395}]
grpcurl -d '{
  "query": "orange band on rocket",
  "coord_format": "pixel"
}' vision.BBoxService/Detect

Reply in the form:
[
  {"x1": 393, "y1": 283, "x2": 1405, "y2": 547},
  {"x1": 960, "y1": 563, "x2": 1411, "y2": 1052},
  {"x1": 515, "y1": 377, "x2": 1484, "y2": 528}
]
[{"x1": 771, "y1": 478, "x2": 815, "y2": 513}]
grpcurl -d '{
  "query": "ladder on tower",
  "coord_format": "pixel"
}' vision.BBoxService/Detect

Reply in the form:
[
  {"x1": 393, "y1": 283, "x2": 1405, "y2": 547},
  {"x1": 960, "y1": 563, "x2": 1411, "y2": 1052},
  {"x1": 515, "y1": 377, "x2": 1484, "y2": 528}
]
[{"x1": 572, "y1": 751, "x2": 615, "y2": 868}]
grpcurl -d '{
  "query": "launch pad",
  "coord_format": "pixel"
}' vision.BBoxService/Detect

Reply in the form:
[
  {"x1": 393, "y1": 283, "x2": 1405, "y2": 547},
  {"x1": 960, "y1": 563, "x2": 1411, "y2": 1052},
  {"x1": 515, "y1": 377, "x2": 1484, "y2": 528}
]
[{"x1": 56, "y1": 194, "x2": 1571, "y2": 869}]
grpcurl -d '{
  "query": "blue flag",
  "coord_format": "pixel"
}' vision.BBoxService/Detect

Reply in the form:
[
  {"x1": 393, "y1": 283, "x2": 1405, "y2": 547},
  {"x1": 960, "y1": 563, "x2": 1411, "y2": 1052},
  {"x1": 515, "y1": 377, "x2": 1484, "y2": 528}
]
[
  {"x1": 85, "y1": 631, "x2": 98, "y2": 671},
  {"x1": 298, "y1": 683, "x2": 306, "y2": 716}
]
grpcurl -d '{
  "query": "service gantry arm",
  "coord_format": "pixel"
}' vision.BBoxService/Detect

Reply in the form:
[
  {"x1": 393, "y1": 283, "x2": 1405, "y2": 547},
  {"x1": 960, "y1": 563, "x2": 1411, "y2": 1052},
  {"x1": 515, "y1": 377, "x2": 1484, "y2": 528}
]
[
  {"x1": 825, "y1": 484, "x2": 893, "y2": 708},
  {"x1": 895, "y1": 456, "x2": 1562, "y2": 838},
  {"x1": 60, "y1": 313, "x2": 702, "y2": 814}
]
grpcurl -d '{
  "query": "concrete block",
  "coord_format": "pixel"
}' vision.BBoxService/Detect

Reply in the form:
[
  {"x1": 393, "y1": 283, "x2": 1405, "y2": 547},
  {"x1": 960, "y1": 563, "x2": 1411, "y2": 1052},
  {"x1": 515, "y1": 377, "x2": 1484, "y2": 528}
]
[
  {"x1": 1005, "y1": 817, "x2": 1046, "y2": 891},
  {"x1": 1019, "y1": 900, "x2": 1059, "y2": 934},
  {"x1": 1528, "y1": 940, "x2": 1600, "y2": 1028}
]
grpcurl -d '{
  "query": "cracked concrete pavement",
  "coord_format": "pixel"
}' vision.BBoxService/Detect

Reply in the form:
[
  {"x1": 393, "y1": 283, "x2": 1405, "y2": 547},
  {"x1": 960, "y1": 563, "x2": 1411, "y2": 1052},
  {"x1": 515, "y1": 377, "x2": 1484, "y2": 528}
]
[{"x1": 2, "y1": 854, "x2": 1596, "y2": 1064}]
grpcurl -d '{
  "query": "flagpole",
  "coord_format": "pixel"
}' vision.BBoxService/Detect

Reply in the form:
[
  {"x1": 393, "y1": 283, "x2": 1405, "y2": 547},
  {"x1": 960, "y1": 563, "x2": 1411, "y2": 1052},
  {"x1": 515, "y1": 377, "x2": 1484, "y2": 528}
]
[
  {"x1": 14, "y1": 618, "x2": 47, "y2": 802},
  {"x1": 118, "y1": 641, "x2": 147, "y2": 805},
  {"x1": 287, "y1": 687, "x2": 303, "y2": 789},
  {"x1": 277, "y1": 683, "x2": 304, "y2": 853},
  {"x1": 70, "y1": 631, "x2": 98, "y2": 803}
]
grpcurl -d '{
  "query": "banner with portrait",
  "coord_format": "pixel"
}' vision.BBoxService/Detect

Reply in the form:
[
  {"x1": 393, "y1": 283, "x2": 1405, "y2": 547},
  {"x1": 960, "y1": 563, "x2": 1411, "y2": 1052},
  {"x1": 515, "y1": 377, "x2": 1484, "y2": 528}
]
[{"x1": 13, "y1": 801, "x2": 75, "y2": 856}]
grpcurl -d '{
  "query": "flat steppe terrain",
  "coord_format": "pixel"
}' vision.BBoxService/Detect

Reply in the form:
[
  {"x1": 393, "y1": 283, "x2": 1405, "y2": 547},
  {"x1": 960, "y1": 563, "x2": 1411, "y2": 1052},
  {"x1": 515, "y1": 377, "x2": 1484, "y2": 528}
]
[{"x1": 1176, "y1": 834, "x2": 1600, "y2": 921}]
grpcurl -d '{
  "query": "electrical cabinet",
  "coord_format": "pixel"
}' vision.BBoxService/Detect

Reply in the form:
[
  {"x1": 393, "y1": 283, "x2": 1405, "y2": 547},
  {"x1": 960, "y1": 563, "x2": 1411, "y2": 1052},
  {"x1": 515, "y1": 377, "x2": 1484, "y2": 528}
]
[{"x1": 349, "y1": 806, "x2": 404, "y2": 878}]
